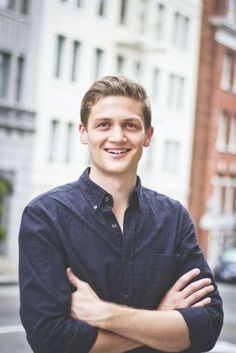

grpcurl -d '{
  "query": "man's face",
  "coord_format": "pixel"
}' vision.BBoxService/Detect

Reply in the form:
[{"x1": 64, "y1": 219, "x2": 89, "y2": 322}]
[{"x1": 79, "y1": 96, "x2": 153, "y2": 177}]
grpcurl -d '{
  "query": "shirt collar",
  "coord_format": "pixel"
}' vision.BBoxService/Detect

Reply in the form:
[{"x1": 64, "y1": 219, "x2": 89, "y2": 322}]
[{"x1": 78, "y1": 167, "x2": 142, "y2": 211}]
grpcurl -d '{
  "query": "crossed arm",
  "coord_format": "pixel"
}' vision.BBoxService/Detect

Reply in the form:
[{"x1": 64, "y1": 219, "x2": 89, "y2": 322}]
[{"x1": 66, "y1": 268, "x2": 214, "y2": 353}]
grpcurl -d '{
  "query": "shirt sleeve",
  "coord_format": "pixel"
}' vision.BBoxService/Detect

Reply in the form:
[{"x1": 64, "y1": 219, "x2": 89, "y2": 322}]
[
  {"x1": 175, "y1": 206, "x2": 224, "y2": 352},
  {"x1": 19, "y1": 204, "x2": 98, "y2": 353}
]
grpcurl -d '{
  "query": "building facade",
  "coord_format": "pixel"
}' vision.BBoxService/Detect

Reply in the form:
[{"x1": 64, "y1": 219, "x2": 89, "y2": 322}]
[
  {"x1": 189, "y1": 0, "x2": 236, "y2": 266},
  {"x1": 0, "y1": 0, "x2": 37, "y2": 261},
  {"x1": 0, "y1": 0, "x2": 202, "y2": 264}
]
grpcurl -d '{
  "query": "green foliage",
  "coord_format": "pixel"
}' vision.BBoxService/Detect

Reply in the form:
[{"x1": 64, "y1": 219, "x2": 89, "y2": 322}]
[
  {"x1": 0, "y1": 225, "x2": 6, "y2": 241},
  {"x1": 0, "y1": 179, "x2": 9, "y2": 197},
  {"x1": 0, "y1": 178, "x2": 10, "y2": 242}
]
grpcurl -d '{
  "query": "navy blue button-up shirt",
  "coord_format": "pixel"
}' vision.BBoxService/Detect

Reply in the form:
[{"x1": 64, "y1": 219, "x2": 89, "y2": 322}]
[{"x1": 19, "y1": 168, "x2": 223, "y2": 353}]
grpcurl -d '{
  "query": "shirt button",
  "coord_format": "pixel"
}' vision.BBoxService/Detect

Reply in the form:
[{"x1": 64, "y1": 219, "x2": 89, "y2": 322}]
[
  {"x1": 111, "y1": 223, "x2": 117, "y2": 229},
  {"x1": 93, "y1": 205, "x2": 98, "y2": 210},
  {"x1": 105, "y1": 196, "x2": 109, "y2": 202}
]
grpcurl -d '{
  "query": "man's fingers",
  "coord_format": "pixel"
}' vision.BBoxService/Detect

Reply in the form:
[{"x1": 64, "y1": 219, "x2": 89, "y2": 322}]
[
  {"x1": 66, "y1": 268, "x2": 84, "y2": 288},
  {"x1": 191, "y1": 297, "x2": 212, "y2": 308},
  {"x1": 184, "y1": 285, "x2": 214, "y2": 306},
  {"x1": 182, "y1": 278, "x2": 212, "y2": 298},
  {"x1": 173, "y1": 268, "x2": 201, "y2": 291}
]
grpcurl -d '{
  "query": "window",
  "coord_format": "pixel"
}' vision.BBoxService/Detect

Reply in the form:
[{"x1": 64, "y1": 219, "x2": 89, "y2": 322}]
[
  {"x1": 229, "y1": 115, "x2": 236, "y2": 153},
  {"x1": 119, "y1": 0, "x2": 128, "y2": 25},
  {"x1": 0, "y1": 52, "x2": 10, "y2": 98},
  {"x1": 224, "y1": 182, "x2": 235, "y2": 214},
  {"x1": 233, "y1": 60, "x2": 236, "y2": 93},
  {"x1": 71, "y1": 41, "x2": 81, "y2": 81},
  {"x1": 55, "y1": 35, "x2": 65, "y2": 78},
  {"x1": 172, "y1": 12, "x2": 189, "y2": 49},
  {"x1": 76, "y1": 0, "x2": 85, "y2": 7},
  {"x1": 155, "y1": 3, "x2": 165, "y2": 40},
  {"x1": 138, "y1": 0, "x2": 147, "y2": 33},
  {"x1": 15, "y1": 56, "x2": 25, "y2": 101},
  {"x1": 133, "y1": 61, "x2": 142, "y2": 81},
  {"x1": 94, "y1": 48, "x2": 104, "y2": 79},
  {"x1": 65, "y1": 122, "x2": 74, "y2": 163},
  {"x1": 0, "y1": 0, "x2": 15, "y2": 10},
  {"x1": 48, "y1": 120, "x2": 59, "y2": 162},
  {"x1": 226, "y1": 0, "x2": 236, "y2": 22},
  {"x1": 168, "y1": 74, "x2": 185, "y2": 109},
  {"x1": 216, "y1": 112, "x2": 229, "y2": 151},
  {"x1": 151, "y1": 68, "x2": 159, "y2": 101},
  {"x1": 162, "y1": 141, "x2": 180, "y2": 174},
  {"x1": 116, "y1": 54, "x2": 125, "y2": 74},
  {"x1": 221, "y1": 52, "x2": 233, "y2": 91},
  {"x1": 97, "y1": 0, "x2": 106, "y2": 16},
  {"x1": 20, "y1": 0, "x2": 29, "y2": 14}
]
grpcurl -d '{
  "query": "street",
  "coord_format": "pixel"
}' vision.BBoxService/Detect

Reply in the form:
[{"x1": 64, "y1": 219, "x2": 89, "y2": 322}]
[{"x1": 0, "y1": 282, "x2": 235, "y2": 353}]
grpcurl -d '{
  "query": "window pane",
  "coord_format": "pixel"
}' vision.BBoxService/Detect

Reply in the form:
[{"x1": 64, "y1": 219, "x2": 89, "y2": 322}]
[
  {"x1": 0, "y1": 52, "x2": 10, "y2": 98},
  {"x1": 48, "y1": 120, "x2": 59, "y2": 162},
  {"x1": 76, "y1": 0, "x2": 85, "y2": 8},
  {"x1": 119, "y1": 0, "x2": 128, "y2": 24},
  {"x1": 71, "y1": 41, "x2": 81, "y2": 81},
  {"x1": 151, "y1": 68, "x2": 159, "y2": 101},
  {"x1": 133, "y1": 61, "x2": 142, "y2": 81},
  {"x1": 221, "y1": 52, "x2": 233, "y2": 91},
  {"x1": 55, "y1": 35, "x2": 65, "y2": 78},
  {"x1": 163, "y1": 141, "x2": 180, "y2": 174},
  {"x1": 15, "y1": 56, "x2": 25, "y2": 101},
  {"x1": 116, "y1": 54, "x2": 125, "y2": 74},
  {"x1": 216, "y1": 112, "x2": 228, "y2": 151},
  {"x1": 94, "y1": 48, "x2": 104, "y2": 79},
  {"x1": 98, "y1": 0, "x2": 106, "y2": 16},
  {"x1": 21, "y1": 0, "x2": 29, "y2": 14},
  {"x1": 172, "y1": 12, "x2": 189, "y2": 49},
  {"x1": 155, "y1": 3, "x2": 165, "y2": 40},
  {"x1": 65, "y1": 122, "x2": 74, "y2": 163}
]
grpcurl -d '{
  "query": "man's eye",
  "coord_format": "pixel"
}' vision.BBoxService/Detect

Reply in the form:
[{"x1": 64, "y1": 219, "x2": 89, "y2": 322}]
[
  {"x1": 125, "y1": 123, "x2": 137, "y2": 129},
  {"x1": 97, "y1": 122, "x2": 110, "y2": 129}
]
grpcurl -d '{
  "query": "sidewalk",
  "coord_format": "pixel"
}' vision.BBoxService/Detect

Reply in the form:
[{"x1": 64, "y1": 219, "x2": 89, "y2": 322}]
[
  {"x1": 210, "y1": 341, "x2": 236, "y2": 352},
  {"x1": 0, "y1": 256, "x2": 18, "y2": 284}
]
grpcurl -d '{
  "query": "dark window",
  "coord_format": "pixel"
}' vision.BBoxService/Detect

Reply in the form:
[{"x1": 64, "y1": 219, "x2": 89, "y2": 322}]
[
  {"x1": 0, "y1": 52, "x2": 10, "y2": 98},
  {"x1": 15, "y1": 56, "x2": 25, "y2": 101},
  {"x1": 55, "y1": 35, "x2": 65, "y2": 78},
  {"x1": 71, "y1": 41, "x2": 81, "y2": 81}
]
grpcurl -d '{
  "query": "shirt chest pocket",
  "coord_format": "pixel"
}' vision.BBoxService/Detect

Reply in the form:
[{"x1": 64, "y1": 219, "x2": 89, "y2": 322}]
[{"x1": 145, "y1": 253, "x2": 180, "y2": 308}]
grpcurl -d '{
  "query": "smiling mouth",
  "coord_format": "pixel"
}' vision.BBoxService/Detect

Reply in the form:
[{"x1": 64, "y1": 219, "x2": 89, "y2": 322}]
[{"x1": 105, "y1": 148, "x2": 131, "y2": 155}]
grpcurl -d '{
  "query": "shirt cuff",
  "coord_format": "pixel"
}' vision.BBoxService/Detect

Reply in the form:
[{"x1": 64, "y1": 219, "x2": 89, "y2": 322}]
[
  {"x1": 176, "y1": 307, "x2": 214, "y2": 352},
  {"x1": 67, "y1": 321, "x2": 98, "y2": 353}
]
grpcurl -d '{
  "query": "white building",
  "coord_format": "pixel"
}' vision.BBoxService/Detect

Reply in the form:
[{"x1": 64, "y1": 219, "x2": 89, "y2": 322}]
[{"x1": 0, "y1": 0, "x2": 202, "y2": 264}]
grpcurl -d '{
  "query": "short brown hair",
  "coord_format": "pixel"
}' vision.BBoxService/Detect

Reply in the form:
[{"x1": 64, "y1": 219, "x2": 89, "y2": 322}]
[{"x1": 80, "y1": 75, "x2": 152, "y2": 129}]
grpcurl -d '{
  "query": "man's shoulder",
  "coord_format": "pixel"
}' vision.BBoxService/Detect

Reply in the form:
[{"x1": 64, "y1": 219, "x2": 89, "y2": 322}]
[
  {"x1": 26, "y1": 180, "x2": 80, "y2": 210},
  {"x1": 141, "y1": 186, "x2": 185, "y2": 212}
]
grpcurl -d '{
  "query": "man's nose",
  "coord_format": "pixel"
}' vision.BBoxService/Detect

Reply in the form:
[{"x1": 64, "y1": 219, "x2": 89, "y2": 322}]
[{"x1": 108, "y1": 127, "x2": 127, "y2": 142}]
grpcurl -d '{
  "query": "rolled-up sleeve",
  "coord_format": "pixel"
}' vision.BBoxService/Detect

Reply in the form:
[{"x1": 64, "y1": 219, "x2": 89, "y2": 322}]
[
  {"x1": 175, "y1": 207, "x2": 223, "y2": 352},
  {"x1": 19, "y1": 205, "x2": 98, "y2": 353}
]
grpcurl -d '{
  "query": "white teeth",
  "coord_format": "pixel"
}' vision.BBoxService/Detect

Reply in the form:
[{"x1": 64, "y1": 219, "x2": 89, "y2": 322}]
[{"x1": 106, "y1": 149, "x2": 128, "y2": 154}]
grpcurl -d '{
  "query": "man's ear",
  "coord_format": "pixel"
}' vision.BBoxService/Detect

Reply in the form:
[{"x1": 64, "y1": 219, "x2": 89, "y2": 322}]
[
  {"x1": 79, "y1": 123, "x2": 88, "y2": 145},
  {"x1": 144, "y1": 127, "x2": 154, "y2": 147}
]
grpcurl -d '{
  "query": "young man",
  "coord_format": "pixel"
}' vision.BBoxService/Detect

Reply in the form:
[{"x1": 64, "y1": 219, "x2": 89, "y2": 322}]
[{"x1": 19, "y1": 76, "x2": 223, "y2": 353}]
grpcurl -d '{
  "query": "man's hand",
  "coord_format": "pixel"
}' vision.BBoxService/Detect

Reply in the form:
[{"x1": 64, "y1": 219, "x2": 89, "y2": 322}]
[
  {"x1": 66, "y1": 268, "x2": 107, "y2": 326},
  {"x1": 158, "y1": 268, "x2": 214, "y2": 311}
]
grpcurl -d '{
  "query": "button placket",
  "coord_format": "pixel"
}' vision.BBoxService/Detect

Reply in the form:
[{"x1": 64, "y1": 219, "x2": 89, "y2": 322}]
[{"x1": 120, "y1": 208, "x2": 135, "y2": 304}]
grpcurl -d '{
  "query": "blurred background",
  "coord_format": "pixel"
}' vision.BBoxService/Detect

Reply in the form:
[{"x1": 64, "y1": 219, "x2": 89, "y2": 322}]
[{"x1": 0, "y1": 0, "x2": 236, "y2": 352}]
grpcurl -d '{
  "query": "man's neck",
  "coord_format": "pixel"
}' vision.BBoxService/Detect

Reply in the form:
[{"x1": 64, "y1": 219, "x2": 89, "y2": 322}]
[{"x1": 89, "y1": 167, "x2": 137, "y2": 206}]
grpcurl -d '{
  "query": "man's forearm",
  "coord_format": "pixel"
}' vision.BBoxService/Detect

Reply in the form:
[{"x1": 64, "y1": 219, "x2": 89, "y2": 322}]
[
  {"x1": 96, "y1": 303, "x2": 190, "y2": 352},
  {"x1": 89, "y1": 328, "x2": 141, "y2": 353}
]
